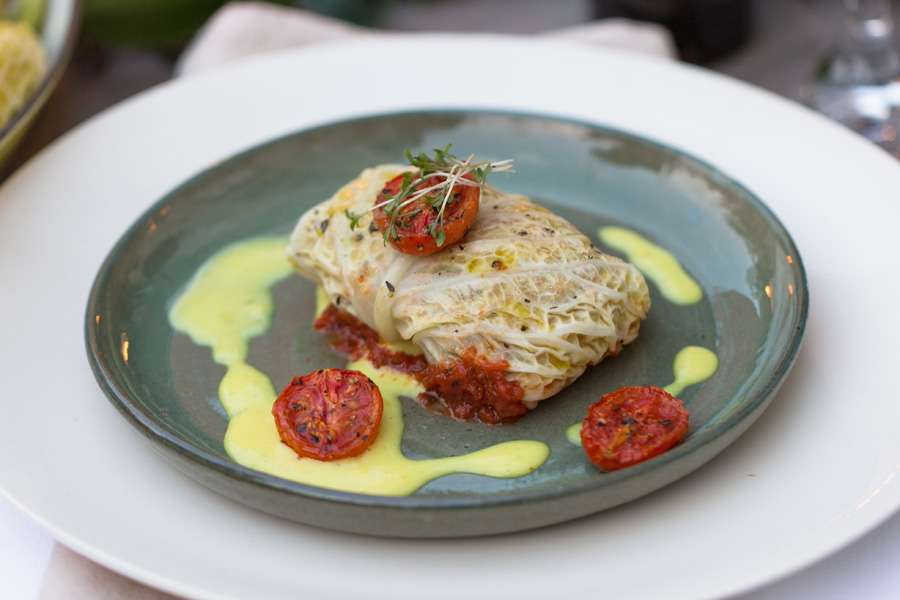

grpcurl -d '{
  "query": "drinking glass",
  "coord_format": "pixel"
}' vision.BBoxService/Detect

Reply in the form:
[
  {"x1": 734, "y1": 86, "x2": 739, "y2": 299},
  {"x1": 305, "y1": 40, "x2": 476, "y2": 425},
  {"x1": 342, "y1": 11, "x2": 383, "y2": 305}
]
[{"x1": 807, "y1": 0, "x2": 900, "y2": 156}]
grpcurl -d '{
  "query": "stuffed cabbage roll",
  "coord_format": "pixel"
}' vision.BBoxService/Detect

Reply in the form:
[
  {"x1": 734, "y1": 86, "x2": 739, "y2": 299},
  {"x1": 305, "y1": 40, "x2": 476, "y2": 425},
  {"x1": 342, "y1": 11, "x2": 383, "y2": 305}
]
[{"x1": 288, "y1": 165, "x2": 650, "y2": 418}]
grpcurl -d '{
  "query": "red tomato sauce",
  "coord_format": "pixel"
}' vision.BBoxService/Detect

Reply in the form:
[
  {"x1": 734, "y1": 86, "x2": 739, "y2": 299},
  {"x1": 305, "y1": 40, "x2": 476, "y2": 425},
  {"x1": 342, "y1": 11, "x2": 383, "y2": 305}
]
[
  {"x1": 314, "y1": 305, "x2": 527, "y2": 424},
  {"x1": 416, "y1": 348, "x2": 527, "y2": 424},
  {"x1": 314, "y1": 305, "x2": 428, "y2": 374}
]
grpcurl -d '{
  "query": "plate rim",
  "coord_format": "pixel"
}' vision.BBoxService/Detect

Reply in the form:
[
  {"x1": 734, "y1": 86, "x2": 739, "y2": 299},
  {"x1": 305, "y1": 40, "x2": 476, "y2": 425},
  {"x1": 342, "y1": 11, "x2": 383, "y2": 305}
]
[{"x1": 83, "y1": 107, "x2": 810, "y2": 511}]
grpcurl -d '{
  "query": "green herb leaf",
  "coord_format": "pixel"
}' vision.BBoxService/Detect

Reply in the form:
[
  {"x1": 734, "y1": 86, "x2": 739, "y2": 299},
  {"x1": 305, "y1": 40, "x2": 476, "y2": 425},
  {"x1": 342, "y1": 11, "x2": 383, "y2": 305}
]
[{"x1": 344, "y1": 209, "x2": 361, "y2": 230}]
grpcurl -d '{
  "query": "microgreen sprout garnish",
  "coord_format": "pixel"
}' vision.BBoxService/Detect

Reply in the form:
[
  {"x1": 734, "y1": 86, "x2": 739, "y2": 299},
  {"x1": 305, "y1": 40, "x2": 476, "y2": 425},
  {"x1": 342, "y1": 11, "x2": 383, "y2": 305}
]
[{"x1": 345, "y1": 145, "x2": 514, "y2": 246}]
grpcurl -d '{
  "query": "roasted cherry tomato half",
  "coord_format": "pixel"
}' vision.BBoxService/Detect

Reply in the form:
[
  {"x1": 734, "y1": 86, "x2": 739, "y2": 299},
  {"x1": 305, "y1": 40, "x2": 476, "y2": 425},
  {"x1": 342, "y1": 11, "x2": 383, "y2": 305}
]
[
  {"x1": 373, "y1": 172, "x2": 480, "y2": 256},
  {"x1": 580, "y1": 386, "x2": 689, "y2": 471},
  {"x1": 272, "y1": 369, "x2": 383, "y2": 461}
]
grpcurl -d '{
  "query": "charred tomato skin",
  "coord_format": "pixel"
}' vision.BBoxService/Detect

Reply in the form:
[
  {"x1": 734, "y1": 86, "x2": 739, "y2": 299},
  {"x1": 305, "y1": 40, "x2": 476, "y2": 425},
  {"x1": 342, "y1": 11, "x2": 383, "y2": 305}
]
[
  {"x1": 272, "y1": 368, "x2": 383, "y2": 461},
  {"x1": 373, "y1": 173, "x2": 479, "y2": 256},
  {"x1": 580, "y1": 385, "x2": 689, "y2": 471}
]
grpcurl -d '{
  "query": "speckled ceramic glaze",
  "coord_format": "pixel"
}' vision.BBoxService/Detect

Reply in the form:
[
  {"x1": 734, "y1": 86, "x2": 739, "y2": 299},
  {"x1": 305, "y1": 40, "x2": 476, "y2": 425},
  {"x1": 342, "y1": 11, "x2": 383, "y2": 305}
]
[{"x1": 85, "y1": 111, "x2": 807, "y2": 538}]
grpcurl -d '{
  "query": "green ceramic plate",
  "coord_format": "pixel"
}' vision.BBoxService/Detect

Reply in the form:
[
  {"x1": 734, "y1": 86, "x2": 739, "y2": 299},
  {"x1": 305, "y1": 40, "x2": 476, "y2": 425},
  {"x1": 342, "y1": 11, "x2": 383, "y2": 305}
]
[{"x1": 85, "y1": 110, "x2": 807, "y2": 538}]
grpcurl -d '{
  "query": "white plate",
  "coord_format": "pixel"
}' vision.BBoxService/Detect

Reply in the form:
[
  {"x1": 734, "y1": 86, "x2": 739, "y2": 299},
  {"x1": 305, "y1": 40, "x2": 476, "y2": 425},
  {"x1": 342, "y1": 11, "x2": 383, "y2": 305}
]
[{"x1": 1, "y1": 36, "x2": 899, "y2": 600}]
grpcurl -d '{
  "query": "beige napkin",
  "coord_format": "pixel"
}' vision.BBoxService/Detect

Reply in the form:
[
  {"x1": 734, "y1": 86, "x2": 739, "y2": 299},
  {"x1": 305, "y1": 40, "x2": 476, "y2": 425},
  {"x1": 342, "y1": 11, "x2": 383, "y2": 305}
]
[
  {"x1": 177, "y1": 1, "x2": 674, "y2": 75},
  {"x1": 40, "y1": 4, "x2": 672, "y2": 598}
]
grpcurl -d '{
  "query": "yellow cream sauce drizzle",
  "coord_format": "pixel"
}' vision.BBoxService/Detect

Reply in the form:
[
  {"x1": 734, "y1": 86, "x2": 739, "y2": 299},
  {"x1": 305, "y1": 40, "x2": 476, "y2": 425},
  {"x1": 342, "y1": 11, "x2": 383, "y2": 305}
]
[
  {"x1": 599, "y1": 226, "x2": 702, "y2": 305},
  {"x1": 169, "y1": 237, "x2": 549, "y2": 496},
  {"x1": 565, "y1": 346, "x2": 718, "y2": 446}
]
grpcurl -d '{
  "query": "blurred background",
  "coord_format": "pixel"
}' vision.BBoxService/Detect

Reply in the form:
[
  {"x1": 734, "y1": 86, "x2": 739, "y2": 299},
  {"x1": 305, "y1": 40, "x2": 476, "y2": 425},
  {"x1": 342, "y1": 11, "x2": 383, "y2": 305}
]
[{"x1": 2, "y1": 0, "x2": 899, "y2": 180}]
